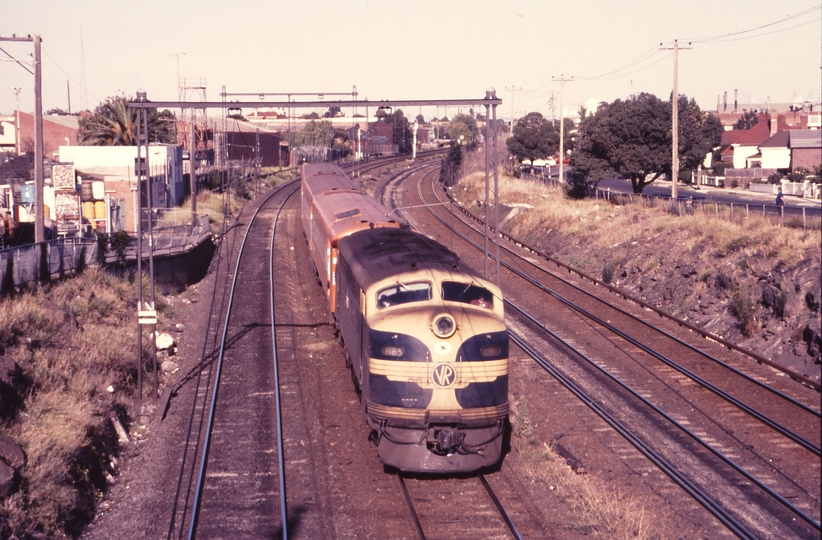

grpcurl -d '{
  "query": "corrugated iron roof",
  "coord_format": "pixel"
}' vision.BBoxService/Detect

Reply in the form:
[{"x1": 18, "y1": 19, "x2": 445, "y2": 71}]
[{"x1": 789, "y1": 130, "x2": 822, "y2": 148}]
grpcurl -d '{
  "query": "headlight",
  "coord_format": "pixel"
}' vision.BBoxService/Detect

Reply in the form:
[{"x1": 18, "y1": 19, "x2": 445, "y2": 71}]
[
  {"x1": 432, "y1": 314, "x2": 456, "y2": 338},
  {"x1": 381, "y1": 345, "x2": 405, "y2": 357},
  {"x1": 480, "y1": 345, "x2": 502, "y2": 357}
]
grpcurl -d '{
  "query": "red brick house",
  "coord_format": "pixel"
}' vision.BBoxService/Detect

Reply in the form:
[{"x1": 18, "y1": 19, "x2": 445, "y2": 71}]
[
  {"x1": 13, "y1": 111, "x2": 78, "y2": 158},
  {"x1": 364, "y1": 120, "x2": 396, "y2": 156},
  {"x1": 789, "y1": 130, "x2": 822, "y2": 173}
]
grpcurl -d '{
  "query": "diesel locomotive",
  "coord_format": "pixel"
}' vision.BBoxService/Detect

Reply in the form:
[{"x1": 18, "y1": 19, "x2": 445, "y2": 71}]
[{"x1": 301, "y1": 162, "x2": 508, "y2": 473}]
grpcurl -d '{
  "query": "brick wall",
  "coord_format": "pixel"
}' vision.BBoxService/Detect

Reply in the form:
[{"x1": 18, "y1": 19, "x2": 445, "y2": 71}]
[
  {"x1": 15, "y1": 111, "x2": 78, "y2": 158},
  {"x1": 102, "y1": 180, "x2": 137, "y2": 233},
  {"x1": 791, "y1": 147, "x2": 822, "y2": 173}
]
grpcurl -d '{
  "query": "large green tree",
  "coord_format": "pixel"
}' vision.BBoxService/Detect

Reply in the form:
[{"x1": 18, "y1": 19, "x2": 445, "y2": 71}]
[
  {"x1": 733, "y1": 110, "x2": 759, "y2": 130},
  {"x1": 295, "y1": 119, "x2": 333, "y2": 146},
  {"x1": 505, "y1": 112, "x2": 559, "y2": 165},
  {"x1": 677, "y1": 96, "x2": 724, "y2": 175},
  {"x1": 77, "y1": 95, "x2": 174, "y2": 146},
  {"x1": 569, "y1": 92, "x2": 722, "y2": 194},
  {"x1": 447, "y1": 113, "x2": 477, "y2": 144}
]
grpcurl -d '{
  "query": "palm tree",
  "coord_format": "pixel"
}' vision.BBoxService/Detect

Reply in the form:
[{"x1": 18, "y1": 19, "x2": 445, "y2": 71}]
[{"x1": 78, "y1": 95, "x2": 175, "y2": 146}]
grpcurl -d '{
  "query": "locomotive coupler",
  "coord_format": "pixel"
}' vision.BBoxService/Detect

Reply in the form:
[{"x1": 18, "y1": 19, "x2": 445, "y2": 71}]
[{"x1": 428, "y1": 426, "x2": 465, "y2": 456}]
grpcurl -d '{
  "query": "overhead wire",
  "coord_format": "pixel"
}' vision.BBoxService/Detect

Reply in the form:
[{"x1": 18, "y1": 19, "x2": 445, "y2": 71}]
[
  {"x1": 0, "y1": 45, "x2": 34, "y2": 75},
  {"x1": 688, "y1": 17, "x2": 821, "y2": 44},
  {"x1": 684, "y1": 5, "x2": 820, "y2": 44},
  {"x1": 41, "y1": 46, "x2": 101, "y2": 106},
  {"x1": 521, "y1": 4, "x2": 820, "y2": 105}
]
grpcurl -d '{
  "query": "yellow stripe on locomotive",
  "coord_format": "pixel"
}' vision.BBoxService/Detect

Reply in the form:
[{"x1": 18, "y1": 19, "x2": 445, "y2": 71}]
[{"x1": 370, "y1": 359, "x2": 508, "y2": 386}]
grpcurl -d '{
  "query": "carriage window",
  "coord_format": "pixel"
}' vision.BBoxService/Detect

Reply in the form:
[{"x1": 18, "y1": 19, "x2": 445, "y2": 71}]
[
  {"x1": 377, "y1": 281, "x2": 432, "y2": 309},
  {"x1": 442, "y1": 281, "x2": 494, "y2": 309}
]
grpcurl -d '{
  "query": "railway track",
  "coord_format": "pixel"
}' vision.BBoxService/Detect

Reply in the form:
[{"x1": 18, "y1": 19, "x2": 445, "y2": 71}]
[
  {"x1": 396, "y1": 473, "x2": 524, "y2": 540},
  {"x1": 97, "y1": 155, "x2": 814, "y2": 539},
  {"x1": 161, "y1": 155, "x2": 449, "y2": 539},
  {"x1": 165, "y1": 181, "x2": 298, "y2": 538},
  {"x1": 389, "y1": 166, "x2": 821, "y2": 539}
]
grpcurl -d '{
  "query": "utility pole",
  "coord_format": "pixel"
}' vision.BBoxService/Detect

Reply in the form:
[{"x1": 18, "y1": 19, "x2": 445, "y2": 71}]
[
  {"x1": 33, "y1": 35, "x2": 44, "y2": 244},
  {"x1": 1, "y1": 34, "x2": 45, "y2": 244},
  {"x1": 505, "y1": 85, "x2": 522, "y2": 133},
  {"x1": 552, "y1": 74, "x2": 573, "y2": 184},
  {"x1": 660, "y1": 40, "x2": 691, "y2": 205},
  {"x1": 190, "y1": 110, "x2": 197, "y2": 225},
  {"x1": 12, "y1": 87, "x2": 21, "y2": 113}
]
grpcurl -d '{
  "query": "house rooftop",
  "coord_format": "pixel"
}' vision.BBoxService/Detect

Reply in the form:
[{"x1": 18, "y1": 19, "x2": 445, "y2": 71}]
[
  {"x1": 733, "y1": 116, "x2": 771, "y2": 146},
  {"x1": 789, "y1": 130, "x2": 822, "y2": 148},
  {"x1": 759, "y1": 131, "x2": 790, "y2": 148}
]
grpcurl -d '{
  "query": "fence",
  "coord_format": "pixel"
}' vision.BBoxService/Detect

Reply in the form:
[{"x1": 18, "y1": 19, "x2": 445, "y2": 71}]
[
  {"x1": 723, "y1": 168, "x2": 777, "y2": 188},
  {"x1": 590, "y1": 187, "x2": 820, "y2": 231},
  {"x1": 1, "y1": 237, "x2": 98, "y2": 291},
  {"x1": 1, "y1": 215, "x2": 212, "y2": 292}
]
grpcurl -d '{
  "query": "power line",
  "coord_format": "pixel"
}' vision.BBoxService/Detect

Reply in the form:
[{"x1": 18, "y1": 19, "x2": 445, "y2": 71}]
[
  {"x1": 576, "y1": 45, "x2": 662, "y2": 81},
  {"x1": 689, "y1": 17, "x2": 820, "y2": 44},
  {"x1": 684, "y1": 5, "x2": 820, "y2": 43},
  {"x1": 41, "y1": 46, "x2": 101, "y2": 105},
  {"x1": 0, "y1": 44, "x2": 33, "y2": 75}
]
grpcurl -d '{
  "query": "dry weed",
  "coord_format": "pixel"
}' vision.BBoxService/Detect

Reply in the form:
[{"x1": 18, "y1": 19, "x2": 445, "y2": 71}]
[
  {"x1": 454, "y1": 172, "x2": 820, "y2": 278},
  {"x1": 0, "y1": 268, "x2": 162, "y2": 538},
  {"x1": 514, "y1": 429, "x2": 653, "y2": 539}
]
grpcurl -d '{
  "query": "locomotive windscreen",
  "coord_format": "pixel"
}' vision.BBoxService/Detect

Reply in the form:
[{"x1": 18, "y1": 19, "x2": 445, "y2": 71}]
[
  {"x1": 376, "y1": 281, "x2": 432, "y2": 308},
  {"x1": 442, "y1": 281, "x2": 494, "y2": 308}
]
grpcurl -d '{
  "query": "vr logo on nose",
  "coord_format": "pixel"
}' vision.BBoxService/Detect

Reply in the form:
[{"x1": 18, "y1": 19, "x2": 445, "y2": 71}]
[{"x1": 432, "y1": 363, "x2": 456, "y2": 388}]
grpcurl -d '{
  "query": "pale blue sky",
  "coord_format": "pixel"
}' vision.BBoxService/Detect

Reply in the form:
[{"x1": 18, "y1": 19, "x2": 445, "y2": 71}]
[{"x1": 2, "y1": 0, "x2": 820, "y2": 121}]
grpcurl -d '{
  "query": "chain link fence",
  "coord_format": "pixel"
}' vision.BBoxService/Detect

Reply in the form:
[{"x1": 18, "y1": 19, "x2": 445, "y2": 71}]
[{"x1": 1, "y1": 215, "x2": 212, "y2": 293}]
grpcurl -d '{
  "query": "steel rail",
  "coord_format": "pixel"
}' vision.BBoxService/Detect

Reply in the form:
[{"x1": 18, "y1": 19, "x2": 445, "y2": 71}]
[
  {"x1": 407, "y1": 170, "x2": 820, "y2": 534},
  {"x1": 269, "y1": 184, "x2": 303, "y2": 540},
  {"x1": 396, "y1": 474, "x2": 427, "y2": 540},
  {"x1": 167, "y1": 194, "x2": 234, "y2": 540},
  {"x1": 442, "y1": 185, "x2": 821, "y2": 392},
  {"x1": 510, "y1": 331, "x2": 760, "y2": 540},
  {"x1": 508, "y1": 300, "x2": 821, "y2": 532},
  {"x1": 479, "y1": 475, "x2": 524, "y2": 540},
  {"x1": 186, "y1": 180, "x2": 298, "y2": 539}
]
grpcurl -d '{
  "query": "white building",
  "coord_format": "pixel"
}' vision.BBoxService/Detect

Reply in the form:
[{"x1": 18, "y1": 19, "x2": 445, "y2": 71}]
[
  {"x1": 0, "y1": 116, "x2": 15, "y2": 153},
  {"x1": 59, "y1": 144, "x2": 185, "y2": 208}
]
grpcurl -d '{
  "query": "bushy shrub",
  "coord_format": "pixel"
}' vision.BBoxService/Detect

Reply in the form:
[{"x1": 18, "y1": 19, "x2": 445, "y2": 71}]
[{"x1": 731, "y1": 286, "x2": 759, "y2": 337}]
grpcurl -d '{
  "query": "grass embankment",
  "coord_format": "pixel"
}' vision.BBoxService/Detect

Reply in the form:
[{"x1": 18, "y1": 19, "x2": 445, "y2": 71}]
[
  {"x1": 0, "y1": 269, "x2": 176, "y2": 538},
  {"x1": 453, "y1": 172, "x2": 820, "y2": 339},
  {"x1": 453, "y1": 172, "x2": 817, "y2": 272},
  {"x1": 0, "y1": 168, "x2": 298, "y2": 538},
  {"x1": 453, "y1": 171, "x2": 820, "y2": 538}
]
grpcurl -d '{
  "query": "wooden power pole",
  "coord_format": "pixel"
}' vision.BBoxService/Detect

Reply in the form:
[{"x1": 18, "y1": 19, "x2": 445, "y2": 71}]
[{"x1": 661, "y1": 40, "x2": 691, "y2": 206}]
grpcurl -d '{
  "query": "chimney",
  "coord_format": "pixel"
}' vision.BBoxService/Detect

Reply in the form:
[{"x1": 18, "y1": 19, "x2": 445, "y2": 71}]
[
  {"x1": 770, "y1": 112, "x2": 778, "y2": 137},
  {"x1": 717, "y1": 95, "x2": 720, "y2": 113},
  {"x1": 734, "y1": 89, "x2": 738, "y2": 114},
  {"x1": 723, "y1": 91, "x2": 727, "y2": 112}
]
